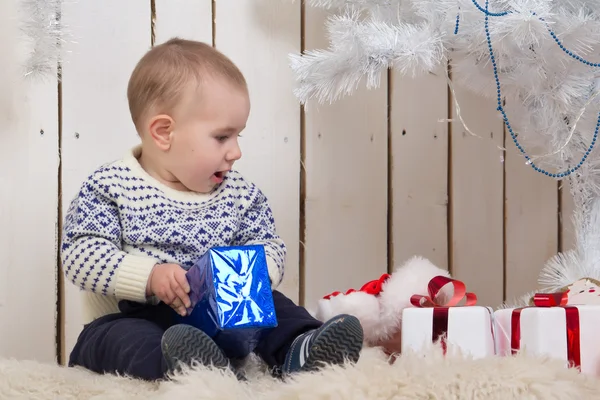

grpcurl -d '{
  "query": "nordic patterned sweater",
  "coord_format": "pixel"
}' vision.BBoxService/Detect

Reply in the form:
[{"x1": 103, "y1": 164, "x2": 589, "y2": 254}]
[{"x1": 61, "y1": 146, "x2": 287, "y2": 323}]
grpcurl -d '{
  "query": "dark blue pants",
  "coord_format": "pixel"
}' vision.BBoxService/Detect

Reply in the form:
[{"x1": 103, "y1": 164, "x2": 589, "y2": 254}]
[{"x1": 68, "y1": 290, "x2": 322, "y2": 381}]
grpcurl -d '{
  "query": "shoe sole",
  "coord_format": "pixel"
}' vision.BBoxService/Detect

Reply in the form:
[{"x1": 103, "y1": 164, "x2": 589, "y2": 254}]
[
  {"x1": 302, "y1": 314, "x2": 364, "y2": 372},
  {"x1": 161, "y1": 324, "x2": 229, "y2": 372}
]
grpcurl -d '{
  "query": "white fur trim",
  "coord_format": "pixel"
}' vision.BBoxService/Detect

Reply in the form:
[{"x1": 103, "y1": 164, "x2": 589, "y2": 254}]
[
  {"x1": 315, "y1": 291, "x2": 382, "y2": 344},
  {"x1": 377, "y1": 256, "x2": 450, "y2": 341},
  {"x1": 313, "y1": 255, "x2": 449, "y2": 346}
]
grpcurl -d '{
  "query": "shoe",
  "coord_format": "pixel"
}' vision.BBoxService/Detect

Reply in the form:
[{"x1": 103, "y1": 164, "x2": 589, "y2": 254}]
[
  {"x1": 282, "y1": 314, "x2": 363, "y2": 374},
  {"x1": 161, "y1": 324, "x2": 229, "y2": 373}
]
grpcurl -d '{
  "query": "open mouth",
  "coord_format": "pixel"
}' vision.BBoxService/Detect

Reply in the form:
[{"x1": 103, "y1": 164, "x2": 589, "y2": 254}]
[{"x1": 211, "y1": 170, "x2": 227, "y2": 183}]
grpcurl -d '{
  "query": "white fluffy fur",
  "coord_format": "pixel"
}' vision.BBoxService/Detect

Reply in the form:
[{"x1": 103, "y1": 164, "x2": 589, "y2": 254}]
[
  {"x1": 315, "y1": 291, "x2": 382, "y2": 344},
  {"x1": 0, "y1": 358, "x2": 156, "y2": 399},
  {"x1": 2, "y1": 346, "x2": 600, "y2": 399},
  {"x1": 315, "y1": 255, "x2": 450, "y2": 344},
  {"x1": 377, "y1": 256, "x2": 450, "y2": 340}
]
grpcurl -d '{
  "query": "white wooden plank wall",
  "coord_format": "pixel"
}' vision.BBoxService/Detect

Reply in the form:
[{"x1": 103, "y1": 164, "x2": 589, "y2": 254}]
[
  {"x1": 450, "y1": 85, "x2": 505, "y2": 307},
  {"x1": 1, "y1": 3, "x2": 575, "y2": 363},
  {"x1": 60, "y1": 0, "x2": 152, "y2": 361},
  {"x1": 303, "y1": 7, "x2": 389, "y2": 312},
  {"x1": 154, "y1": 0, "x2": 212, "y2": 45},
  {"x1": 214, "y1": 0, "x2": 302, "y2": 303},
  {"x1": 390, "y1": 68, "x2": 449, "y2": 271},
  {"x1": 0, "y1": 64, "x2": 59, "y2": 363},
  {"x1": 560, "y1": 185, "x2": 577, "y2": 252},
  {"x1": 505, "y1": 140, "x2": 558, "y2": 301}
]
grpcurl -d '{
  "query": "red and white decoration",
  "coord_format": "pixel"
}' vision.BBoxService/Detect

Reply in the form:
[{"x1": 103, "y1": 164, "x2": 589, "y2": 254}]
[
  {"x1": 495, "y1": 284, "x2": 600, "y2": 376},
  {"x1": 316, "y1": 256, "x2": 451, "y2": 354},
  {"x1": 401, "y1": 276, "x2": 495, "y2": 359}
]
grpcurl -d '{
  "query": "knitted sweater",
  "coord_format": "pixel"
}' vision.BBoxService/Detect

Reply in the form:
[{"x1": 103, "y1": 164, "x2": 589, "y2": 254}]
[{"x1": 61, "y1": 147, "x2": 286, "y2": 323}]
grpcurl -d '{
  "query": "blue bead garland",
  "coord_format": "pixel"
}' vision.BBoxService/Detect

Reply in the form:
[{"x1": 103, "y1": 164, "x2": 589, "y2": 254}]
[
  {"x1": 454, "y1": 10, "x2": 460, "y2": 34},
  {"x1": 470, "y1": 0, "x2": 509, "y2": 16},
  {"x1": 451, "y1": 0, "x2": 600, "y2": 179}
]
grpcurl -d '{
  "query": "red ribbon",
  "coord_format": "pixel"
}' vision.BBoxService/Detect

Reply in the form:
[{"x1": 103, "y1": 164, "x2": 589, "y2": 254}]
[
  {"x1": 410, "y1": 276, "x2": 478, "y2": 354},
  {"x1": 432, "y1": 308, "x2": 449, "y2": 353},
  {"x1": 510, "y1": 291, "x2": 581, "y2": 370},
  {"x1": 410, "y1": 276, "x2": 478, "y2": 308},
  {"x1": 322, "y1": 273, "x2": 391, "y2": 300},
  {"x1": 532, "y1": 292, "x2": 569, "y2": 307}
]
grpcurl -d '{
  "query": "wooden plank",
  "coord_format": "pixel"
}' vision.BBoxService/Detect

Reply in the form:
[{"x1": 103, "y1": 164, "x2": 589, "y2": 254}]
[
  {"x1": 505, "y1": 141, "x2": 558, "y2": 300},
  {"x1": 390, "y1": 69, "x2": 449, "y2": 270},
  {"x1": 214, "y1": 1, "x2": 302, "y2": 303},
  {"x1": 154, "y1": 0, "x2": 212, "y2": 44},
  {"x1": 450, "y1": 86, "x2": 504, "y2": 307},
  {"x1": 60, "y1": 0, "x2": 151, "y2": 362},
  {"x1": 303, "y1": 7, "x2": 388, "y2": 311},
  {"x1": 0, "y1": 73, "x2": 59, "y2": 363},
  {"x1": 560, "y1": 181, "x2": 576, "y2": 252}
]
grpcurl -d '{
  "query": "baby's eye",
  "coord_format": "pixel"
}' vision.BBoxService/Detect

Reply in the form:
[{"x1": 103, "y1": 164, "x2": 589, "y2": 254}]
[{"x1": 215, "y1": 136, "x2": 228, "y2": 142}]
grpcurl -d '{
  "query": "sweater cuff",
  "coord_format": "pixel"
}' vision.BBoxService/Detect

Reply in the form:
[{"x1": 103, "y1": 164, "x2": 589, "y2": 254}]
[
  {"x1": 267, "y1": 255, "x2": 282, "y2": 290},
  {"x1": 115, "y1": 254, "x2": 158, "y2": 302}
]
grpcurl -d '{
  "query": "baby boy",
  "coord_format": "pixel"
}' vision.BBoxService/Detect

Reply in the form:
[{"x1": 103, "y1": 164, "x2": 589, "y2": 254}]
[{"x1": 61, "y1": 38, "x2": 364, "y2": 381}]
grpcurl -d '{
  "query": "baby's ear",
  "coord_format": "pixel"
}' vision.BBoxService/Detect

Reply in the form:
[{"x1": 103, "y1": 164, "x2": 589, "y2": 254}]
[{"x1": 148, "y1": 114, "x2": 175, "y2": 150}]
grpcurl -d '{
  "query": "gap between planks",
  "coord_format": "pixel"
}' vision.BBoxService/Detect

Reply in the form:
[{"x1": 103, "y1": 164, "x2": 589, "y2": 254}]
[
  {"x1": 298, "y1": 0, "x2": 307, "y2": 306},
  {"x1": 446, "y1": 62, "x2": 454, "y2": 277},
  {"x1": 56, "y1": 68, "x2": 65, "y2": 366}
]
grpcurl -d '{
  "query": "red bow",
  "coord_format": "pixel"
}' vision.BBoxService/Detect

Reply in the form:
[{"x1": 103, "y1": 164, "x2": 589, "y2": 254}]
[
  {"x1": 532, "y1": 292, "x2": 568, "y2": 307},
  {"x1": 323, "y1": 273, "x2": 391, "y2": 300},
  {"x1": 410, "y1": 276, "x2": 477, "y2": 307},
  {"x1": 408, "y1": 276, "x2": 478, "y2": 355}
]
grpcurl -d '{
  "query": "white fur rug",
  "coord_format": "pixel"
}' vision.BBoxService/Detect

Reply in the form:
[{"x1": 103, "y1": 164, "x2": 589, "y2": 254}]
[{"x1": 2, "y1": 345, "x2": 600, "y2": 400}]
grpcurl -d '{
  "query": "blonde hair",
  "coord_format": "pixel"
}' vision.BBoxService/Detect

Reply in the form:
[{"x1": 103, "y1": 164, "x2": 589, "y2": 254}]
[{"x1": 127, "y1": 37, "x2": 247, "y2": 131}]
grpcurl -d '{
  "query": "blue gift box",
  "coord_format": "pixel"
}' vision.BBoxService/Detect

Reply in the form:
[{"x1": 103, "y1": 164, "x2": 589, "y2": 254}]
[{"x1": 176, "y1": 245, "x2": 278, "y2": 359}]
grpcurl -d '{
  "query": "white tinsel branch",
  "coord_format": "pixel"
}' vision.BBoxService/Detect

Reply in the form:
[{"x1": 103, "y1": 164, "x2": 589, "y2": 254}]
[
  {"x1": 304, "y1": 0, "x2": 405, "y2": 21},
  {"x1": 1, "y1": 0, "x2": 68, "y2": 125},
  {"x1": 306, "y1": 0, "x2": 400, "y2": 7},
  {"x1": 19, "y1": 0, "x2": 66, "y2": 80},
  {"x1": 293, "y1": 0, "x2": 600, "y2": 171}
]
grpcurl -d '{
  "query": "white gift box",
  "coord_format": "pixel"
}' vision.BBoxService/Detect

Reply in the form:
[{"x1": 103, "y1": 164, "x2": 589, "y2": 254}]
[
  {"x1": 494, "y1": 305, "x2": 600, "y2": 376},
  {"x1": 401, "y1": 306, "x2": 496, "y2": 359}
]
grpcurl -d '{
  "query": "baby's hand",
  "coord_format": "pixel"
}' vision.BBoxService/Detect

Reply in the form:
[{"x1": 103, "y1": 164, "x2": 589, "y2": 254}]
[{"x1": 146, "y1": 263, "x2": 191, "y2": 316}]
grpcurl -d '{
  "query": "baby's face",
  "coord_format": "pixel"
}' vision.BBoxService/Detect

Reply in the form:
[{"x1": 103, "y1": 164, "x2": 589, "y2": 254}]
[{"x1": 166, "y1": 79, "x2": 250, "y2": 193}]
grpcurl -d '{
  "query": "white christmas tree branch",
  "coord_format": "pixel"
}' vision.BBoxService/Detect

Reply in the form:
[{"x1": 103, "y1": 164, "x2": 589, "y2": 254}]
[
  {"x1": 290, "y1": 11, "x2": 445, "y2": 104},
  {"x1": 305, "y1": 0, "x2": 407, "y2": 22},
  {"x1": 306, "y1": 0, "x2": 402, "y2": 9},
  {"x1": 295, "y1": 0, "x2": 600, "y2": 289}
]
